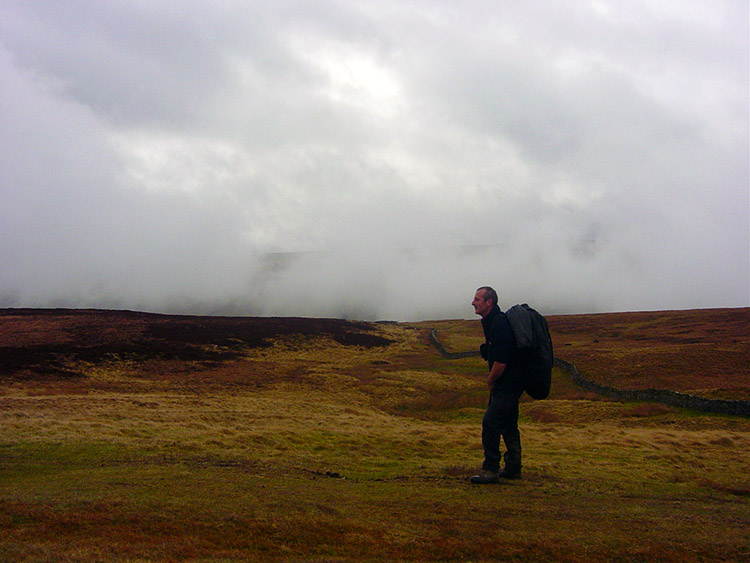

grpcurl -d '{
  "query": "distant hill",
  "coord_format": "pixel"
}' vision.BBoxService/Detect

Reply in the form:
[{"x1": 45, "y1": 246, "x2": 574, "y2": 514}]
[{"x1": 1, "y1": 307, "x2": 748, "y2": 401}]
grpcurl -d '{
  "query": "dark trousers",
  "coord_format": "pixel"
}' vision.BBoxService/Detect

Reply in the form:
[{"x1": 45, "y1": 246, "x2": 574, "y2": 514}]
[{"x1": 481, "y1": 390, "x2": 522, "y2": 473}]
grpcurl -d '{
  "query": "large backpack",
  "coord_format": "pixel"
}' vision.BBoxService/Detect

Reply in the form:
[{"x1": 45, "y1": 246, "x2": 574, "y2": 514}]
[{"x1": 505, "y1": 304, "x2": 554, "y2": 400}]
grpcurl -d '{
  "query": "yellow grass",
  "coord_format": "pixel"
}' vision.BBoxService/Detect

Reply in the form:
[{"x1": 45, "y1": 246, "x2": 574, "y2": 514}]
[{"x1": 1, "y1": 310, "x2": 748, "y2": 562}]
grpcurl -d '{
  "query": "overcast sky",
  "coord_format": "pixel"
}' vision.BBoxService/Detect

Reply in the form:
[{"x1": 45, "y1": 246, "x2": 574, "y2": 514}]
[{"x1": 1, "y1": 1, "x2": 748, "y2": 320}]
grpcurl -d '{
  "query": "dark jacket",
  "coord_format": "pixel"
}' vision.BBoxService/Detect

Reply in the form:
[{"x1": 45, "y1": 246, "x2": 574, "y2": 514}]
[{"x1": 481, "y1": 305, "x2": 524, "y2": 394}]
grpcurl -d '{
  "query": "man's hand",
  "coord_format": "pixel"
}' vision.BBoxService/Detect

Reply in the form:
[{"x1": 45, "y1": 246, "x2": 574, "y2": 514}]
[{"x1": 487, "y1": 361, "x2": 506, "y2": 393}]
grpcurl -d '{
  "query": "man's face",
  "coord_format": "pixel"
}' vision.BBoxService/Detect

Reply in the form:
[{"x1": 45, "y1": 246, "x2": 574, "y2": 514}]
[{"x1": 472, "y1": 290, "x2": 493, "y2": 318}]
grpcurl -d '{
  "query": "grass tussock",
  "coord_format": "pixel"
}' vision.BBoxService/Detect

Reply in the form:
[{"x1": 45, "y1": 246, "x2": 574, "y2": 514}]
[{"x1": 1, "y1": 308, "x2": 749, "y2": 562}]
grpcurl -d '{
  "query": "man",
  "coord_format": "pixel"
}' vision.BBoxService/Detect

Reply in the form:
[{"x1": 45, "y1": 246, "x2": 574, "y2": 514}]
[{"x1": 470, "y1": 286, "x2": 524, "y2": 484}]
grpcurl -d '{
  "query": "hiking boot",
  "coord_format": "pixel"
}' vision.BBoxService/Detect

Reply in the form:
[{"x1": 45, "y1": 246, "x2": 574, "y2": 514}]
[
  {"x1": 470, "y1": 470, "x2": 499, "y2": 484},
  {"x1": 498, "y1": 467, "x2": 521, "y2": 480}
]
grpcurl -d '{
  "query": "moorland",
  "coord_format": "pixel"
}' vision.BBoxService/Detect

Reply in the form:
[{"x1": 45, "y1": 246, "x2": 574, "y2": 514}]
[{"x1": 1, "y1": 307, "x2": 748, "y2": 562}]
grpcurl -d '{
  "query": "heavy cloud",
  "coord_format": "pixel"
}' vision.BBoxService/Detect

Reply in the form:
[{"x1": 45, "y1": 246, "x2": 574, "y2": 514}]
[{"x1": 1, "y1": 1, "x2": 747, "y2": 320}]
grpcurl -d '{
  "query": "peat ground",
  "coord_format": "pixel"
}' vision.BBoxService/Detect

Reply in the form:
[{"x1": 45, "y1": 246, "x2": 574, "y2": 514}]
[{"x1": 0, "y1": 307, "x2": 748, "y2": 562}]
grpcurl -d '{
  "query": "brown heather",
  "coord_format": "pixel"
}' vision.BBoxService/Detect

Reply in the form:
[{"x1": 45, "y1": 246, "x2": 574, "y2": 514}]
[{"x1": 0, "y1": 307, "x2": 748, "y2": 562}]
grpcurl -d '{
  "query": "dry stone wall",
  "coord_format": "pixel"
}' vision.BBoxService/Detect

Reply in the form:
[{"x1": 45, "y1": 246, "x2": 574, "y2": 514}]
[
  {"x1": 430, "y1": 329, "x2": 750, "y2": 417},
  {"x1": 554, "y1": 358, "x2": 749, "y2": 417}
]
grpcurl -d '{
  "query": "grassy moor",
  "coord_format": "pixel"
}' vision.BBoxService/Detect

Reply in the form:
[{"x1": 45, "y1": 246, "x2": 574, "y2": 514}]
[{"x1": 1, "y1": 308, "x2": 748, "y2": 562}]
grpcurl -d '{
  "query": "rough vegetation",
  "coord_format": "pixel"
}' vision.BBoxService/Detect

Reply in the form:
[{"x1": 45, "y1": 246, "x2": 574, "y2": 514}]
[{"x1": 1, "y1": 307, "x2": 748, "y2": 562}]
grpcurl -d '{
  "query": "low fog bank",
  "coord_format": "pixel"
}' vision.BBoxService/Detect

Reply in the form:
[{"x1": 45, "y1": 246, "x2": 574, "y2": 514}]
[
  {"x1": 2, "y1": 245, "x2": 746, "y2": 321},
  {"x1": 2, "y1": 1, "x2": 747, "y2": 324}
]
